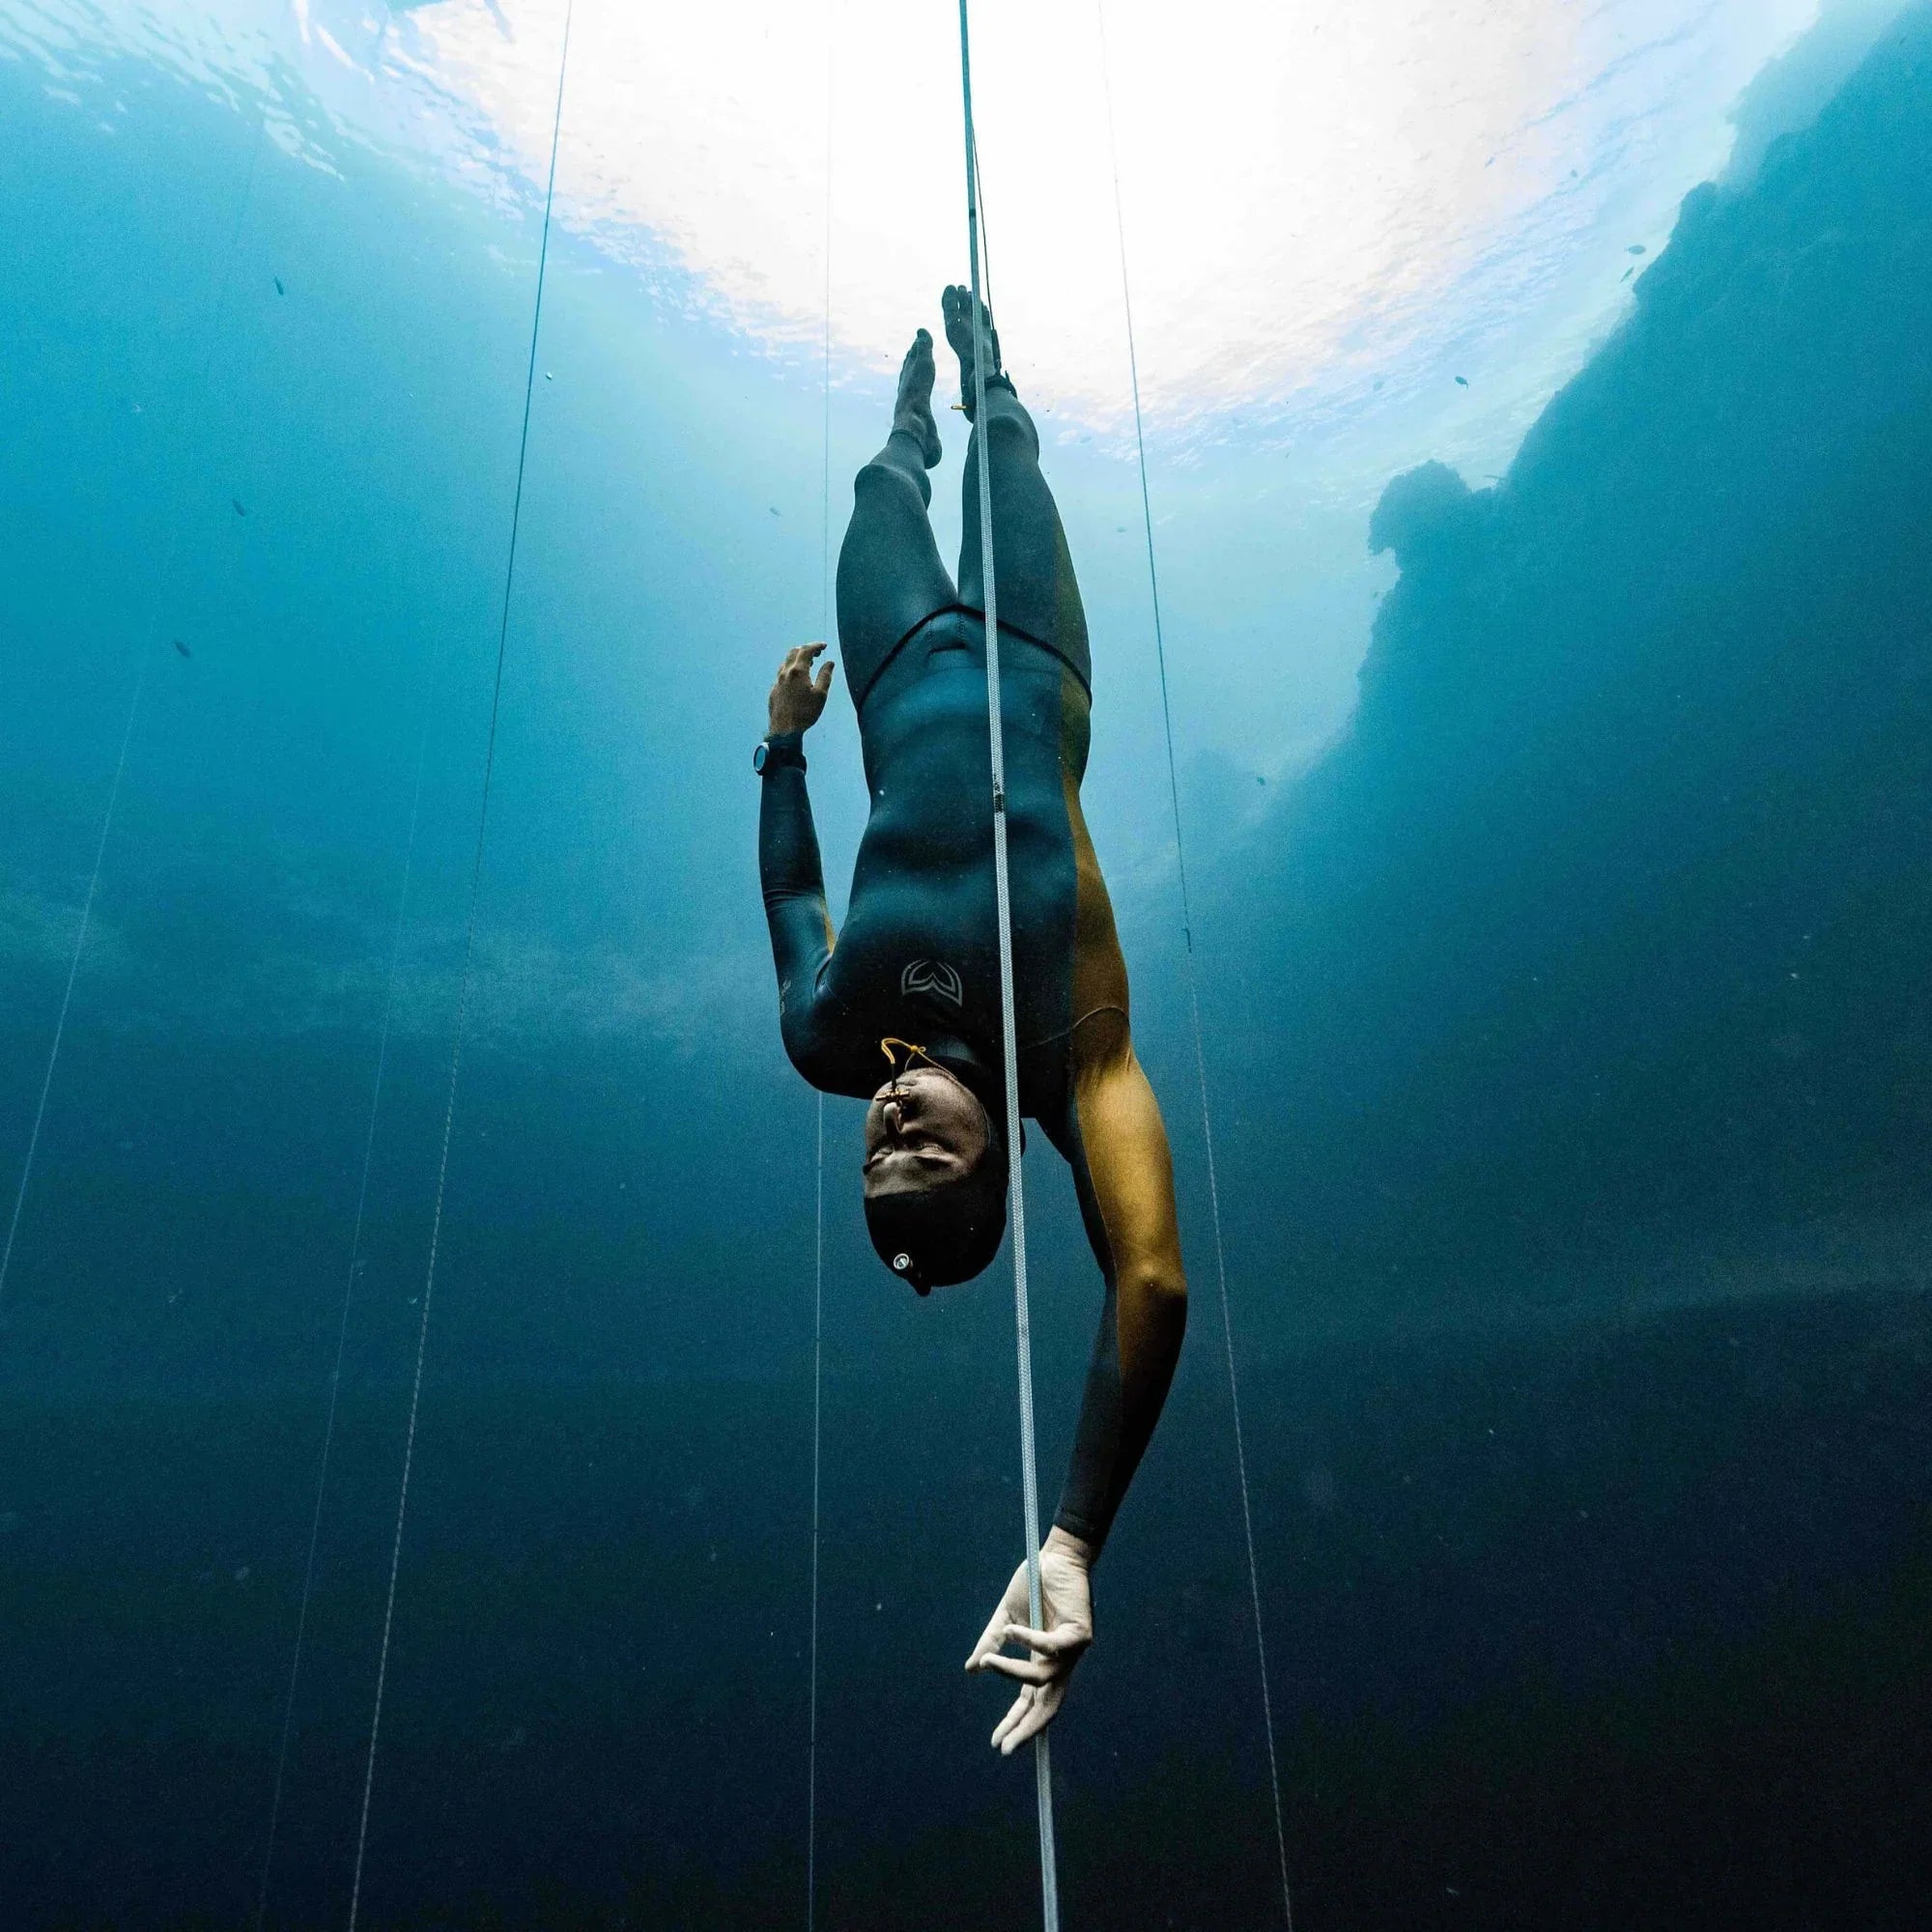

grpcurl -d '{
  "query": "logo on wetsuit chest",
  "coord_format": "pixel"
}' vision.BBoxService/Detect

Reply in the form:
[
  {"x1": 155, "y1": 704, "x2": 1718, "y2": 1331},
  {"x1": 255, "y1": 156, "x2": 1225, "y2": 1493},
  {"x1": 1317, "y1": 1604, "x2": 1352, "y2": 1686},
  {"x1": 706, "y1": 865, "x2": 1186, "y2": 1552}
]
[{"x1": 900, "y1": 958, "x2": 964, "y2": 1008}]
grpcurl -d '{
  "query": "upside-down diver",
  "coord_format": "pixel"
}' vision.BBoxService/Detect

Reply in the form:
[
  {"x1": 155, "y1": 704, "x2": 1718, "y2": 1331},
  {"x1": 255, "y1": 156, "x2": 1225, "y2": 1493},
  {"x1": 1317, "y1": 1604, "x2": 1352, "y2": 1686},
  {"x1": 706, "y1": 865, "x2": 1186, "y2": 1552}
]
[{"x1": 757, "y1": 287, "x2": 1186, "y2": 1753}]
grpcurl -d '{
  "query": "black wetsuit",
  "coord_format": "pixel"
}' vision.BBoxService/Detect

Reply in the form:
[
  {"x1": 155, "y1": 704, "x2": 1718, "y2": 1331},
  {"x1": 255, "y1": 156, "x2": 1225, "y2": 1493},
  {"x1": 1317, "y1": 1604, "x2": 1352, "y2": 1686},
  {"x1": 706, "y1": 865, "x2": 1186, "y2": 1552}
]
[{"x1": 760, "y1": 382, "x2": 1183, "y2": 1549}]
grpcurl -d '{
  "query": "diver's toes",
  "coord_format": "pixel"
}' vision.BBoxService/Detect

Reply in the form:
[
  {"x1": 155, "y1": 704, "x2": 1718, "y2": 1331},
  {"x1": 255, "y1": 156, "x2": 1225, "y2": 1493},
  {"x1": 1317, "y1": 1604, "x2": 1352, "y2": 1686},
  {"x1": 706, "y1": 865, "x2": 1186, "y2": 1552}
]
[
  {"x1": 893, "y1": 327, "x2": 943, "y2": 467},
  {"x1": 942, "y1": 284, "x2": 992, "y2": 364}
]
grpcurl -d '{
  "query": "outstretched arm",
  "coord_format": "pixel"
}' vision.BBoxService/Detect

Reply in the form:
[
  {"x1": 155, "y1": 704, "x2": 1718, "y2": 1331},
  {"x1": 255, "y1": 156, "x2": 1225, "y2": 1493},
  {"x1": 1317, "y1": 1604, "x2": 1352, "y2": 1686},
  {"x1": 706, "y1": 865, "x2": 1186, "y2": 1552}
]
[
  {"x1": 1056, "y1": 1018, "x2": 1188, "y2": 1549},
  {"x1": 758, "y1": 644, "x2": 837, "y2": 1065},
  {"x1": 966, "y1": 1012, "x2": 1186, "y2": 1753}
]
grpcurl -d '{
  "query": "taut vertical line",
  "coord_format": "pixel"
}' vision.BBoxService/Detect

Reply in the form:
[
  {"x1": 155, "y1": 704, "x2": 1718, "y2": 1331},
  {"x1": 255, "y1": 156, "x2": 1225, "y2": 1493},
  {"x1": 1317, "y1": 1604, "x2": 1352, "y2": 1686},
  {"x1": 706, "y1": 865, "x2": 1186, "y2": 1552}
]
[
  {"x1": 345, "y1": 8, "x2": 574, "y2": 1924},
  {"x1": 0, "y1": 120, "x2": 264, "y2": 1321},
  {"x1": 807, "y1": 1091, "x2": 825, "y2": 1929},
  {"x1": 254, "y1": 714, "x2": 434, "y2": 1932},
  {"x1": 1094, "y1": 7, "x2": 1293, "y2": 1924},
  {"x1": 807, "y1": 15, "x2": 834, "y2": 1923},
  {"x1": 955, "y1": 4, "x2": 1060, "y2": 1926},
  {"x1": 0, "y1": 660, "x2": 145, "y2": 1318}
]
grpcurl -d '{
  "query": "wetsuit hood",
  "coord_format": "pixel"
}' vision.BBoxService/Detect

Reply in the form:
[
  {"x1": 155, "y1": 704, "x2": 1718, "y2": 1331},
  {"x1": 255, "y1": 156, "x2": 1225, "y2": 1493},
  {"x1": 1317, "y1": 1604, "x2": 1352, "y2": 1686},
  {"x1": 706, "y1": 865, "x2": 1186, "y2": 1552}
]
[{"x1": 865, "y1": 1033, "x2": 1011, "y2": 1294}]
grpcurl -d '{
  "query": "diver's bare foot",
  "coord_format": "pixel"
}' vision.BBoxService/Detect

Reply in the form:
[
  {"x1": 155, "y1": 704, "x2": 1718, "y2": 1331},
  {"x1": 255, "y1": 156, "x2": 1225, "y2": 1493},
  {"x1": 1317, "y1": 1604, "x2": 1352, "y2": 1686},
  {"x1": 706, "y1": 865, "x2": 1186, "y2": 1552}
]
[
  {"x1": 942, "y1": 283, "x2": 1008, "y2": 418},
  {"x1": 893, "y1": 327, "x2": 943, "y2": 469}
]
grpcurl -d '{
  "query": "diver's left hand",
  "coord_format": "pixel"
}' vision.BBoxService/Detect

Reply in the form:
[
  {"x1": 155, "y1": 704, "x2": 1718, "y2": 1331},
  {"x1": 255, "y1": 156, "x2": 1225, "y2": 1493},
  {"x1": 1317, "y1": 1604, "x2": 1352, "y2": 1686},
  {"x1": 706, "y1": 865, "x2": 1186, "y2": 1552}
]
[
  {"x1": 965, "y1": 1525, "x2": 1094, "y2": 1754},
  {"x1": 768, "y1": 640, "x2": 834, "y2": 735}
]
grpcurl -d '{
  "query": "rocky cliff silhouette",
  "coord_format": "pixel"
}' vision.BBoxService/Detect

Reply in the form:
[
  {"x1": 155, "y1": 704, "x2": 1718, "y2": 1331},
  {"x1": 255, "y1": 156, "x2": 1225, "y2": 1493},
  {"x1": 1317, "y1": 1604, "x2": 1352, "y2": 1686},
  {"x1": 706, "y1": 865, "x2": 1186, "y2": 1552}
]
[{"x1": 1209, "y1": 4, "x2": 1932, "y2": 1312}]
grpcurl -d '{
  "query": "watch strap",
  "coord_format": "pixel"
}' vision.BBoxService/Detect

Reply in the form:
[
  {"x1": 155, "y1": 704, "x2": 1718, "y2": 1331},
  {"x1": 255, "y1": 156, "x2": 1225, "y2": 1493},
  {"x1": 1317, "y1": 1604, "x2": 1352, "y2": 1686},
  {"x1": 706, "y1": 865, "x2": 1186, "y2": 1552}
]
[{"x1": 757, "y1": 731, "x2": 807, "y2": 776}]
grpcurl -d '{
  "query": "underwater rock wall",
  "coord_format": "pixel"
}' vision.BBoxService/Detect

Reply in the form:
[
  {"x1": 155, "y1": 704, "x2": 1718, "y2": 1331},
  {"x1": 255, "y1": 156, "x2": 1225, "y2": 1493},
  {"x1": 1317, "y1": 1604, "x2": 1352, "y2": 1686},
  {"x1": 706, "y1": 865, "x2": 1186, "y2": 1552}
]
[{"x1": 1209, "y1": 2, "x2": 1932, "y2": 1302}]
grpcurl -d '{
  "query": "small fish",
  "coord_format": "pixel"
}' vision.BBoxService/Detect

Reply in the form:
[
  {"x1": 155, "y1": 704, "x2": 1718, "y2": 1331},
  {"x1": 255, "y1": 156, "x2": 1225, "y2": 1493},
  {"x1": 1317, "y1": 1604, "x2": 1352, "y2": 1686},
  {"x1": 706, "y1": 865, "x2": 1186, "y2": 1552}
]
[
  {"x1": 1628, "y1": 243, "x2": 1647, "y2": 256},
  {"x1": 1373, "y1": 378, "x2": 1385, "y2": 391},
  {"x1": 1622, "y1": 268, "x2": 1634, "y2": 283},
  {"x1": 232, "y1": 498, "x2": 246, "y2": 516},
  {"x1": 1455, "y1": 376, "x2": 1469, "y2": 388},
  {"x1": 769, "y1": 506, "x2": 781, "y2": 516},
  {"x1": 273, "y1": 275, "x2": 285, "y2": 295},
  {"x1": 173, "y1": 639, "x2": 192, "y2": 658}
]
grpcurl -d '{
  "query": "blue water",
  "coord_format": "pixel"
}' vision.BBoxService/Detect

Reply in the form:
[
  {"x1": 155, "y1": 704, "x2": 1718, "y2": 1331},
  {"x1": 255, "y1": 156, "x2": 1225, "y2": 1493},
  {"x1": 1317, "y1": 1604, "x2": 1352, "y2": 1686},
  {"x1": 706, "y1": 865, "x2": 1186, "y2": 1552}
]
[{"x1": 3, "y1": 2, "x2": 1929, "y2": 1925}]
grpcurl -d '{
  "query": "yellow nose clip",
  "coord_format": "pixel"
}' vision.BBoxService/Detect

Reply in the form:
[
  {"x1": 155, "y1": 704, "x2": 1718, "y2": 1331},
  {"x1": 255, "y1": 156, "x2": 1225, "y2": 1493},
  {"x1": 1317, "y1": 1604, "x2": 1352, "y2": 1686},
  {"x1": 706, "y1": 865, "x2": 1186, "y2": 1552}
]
[{"x1": 879, "y1": 1036, "x2": 930, "y2": 1072}]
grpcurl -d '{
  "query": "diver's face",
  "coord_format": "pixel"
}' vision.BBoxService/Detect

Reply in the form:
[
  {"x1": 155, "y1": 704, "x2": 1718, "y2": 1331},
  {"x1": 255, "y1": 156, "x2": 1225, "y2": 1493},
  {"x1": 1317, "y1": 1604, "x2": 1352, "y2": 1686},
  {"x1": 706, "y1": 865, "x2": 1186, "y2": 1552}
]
[{"x1": 862, "y1": 1065, "x2": 990, "y2": 1200}]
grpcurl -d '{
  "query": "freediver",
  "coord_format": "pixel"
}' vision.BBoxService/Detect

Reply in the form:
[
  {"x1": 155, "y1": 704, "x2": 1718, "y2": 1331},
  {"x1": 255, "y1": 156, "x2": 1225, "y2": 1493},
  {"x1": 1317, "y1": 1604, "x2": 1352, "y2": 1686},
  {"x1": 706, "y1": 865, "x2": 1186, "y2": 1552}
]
[{"x1": 756, "y1": 287, "x2": 1187, "y2": 1755}]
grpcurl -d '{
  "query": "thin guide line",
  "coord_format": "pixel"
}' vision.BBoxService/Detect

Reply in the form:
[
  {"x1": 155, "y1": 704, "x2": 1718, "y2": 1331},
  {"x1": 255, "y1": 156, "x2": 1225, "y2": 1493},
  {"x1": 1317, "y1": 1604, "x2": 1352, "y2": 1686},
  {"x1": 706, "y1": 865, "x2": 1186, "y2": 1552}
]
[
  {"x1": 807, "y1": 13, "x2": 834, "y2": 1925},
  {"x1": 1, "y1": 123, "x2": 264, "y2": 1320},
  {"x1": 957, "y1": 3, "x2": 1060, "y2": 1924},
  {"x1": 807, "y1": 1092, "x2": 825, "y2": 1930},
  {"x1": 0, "y1": 662, "x2": 145, "y2": 1316},
  {"x1": 253, "y1": 719, "x2": 433, "y2": 1930},
  {"x1": 1094, "y1": 5, "x2": 1293, "y2": 1922},
  {"x1": 345, "y1": 10, "x2": 573, "y2": 1922}
]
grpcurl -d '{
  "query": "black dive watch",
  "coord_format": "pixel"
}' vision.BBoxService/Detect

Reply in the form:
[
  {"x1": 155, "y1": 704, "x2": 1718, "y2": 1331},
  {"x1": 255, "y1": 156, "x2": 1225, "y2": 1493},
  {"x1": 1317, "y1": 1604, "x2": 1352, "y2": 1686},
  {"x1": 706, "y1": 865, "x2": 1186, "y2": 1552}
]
[{"x1": 753, "y1": 733, "x2": 807, "y2": 777}]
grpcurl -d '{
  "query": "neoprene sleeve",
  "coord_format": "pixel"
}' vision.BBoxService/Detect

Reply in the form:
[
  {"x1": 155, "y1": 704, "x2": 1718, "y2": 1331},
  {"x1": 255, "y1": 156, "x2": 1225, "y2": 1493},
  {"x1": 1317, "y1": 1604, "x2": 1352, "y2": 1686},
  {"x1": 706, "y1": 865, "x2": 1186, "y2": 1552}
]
[
  {"x1": 1054, "y1": 1279, "x2": 1126, "y2": 1547},
  {"x1": 757, "y1": 733, "x2": 833, "y2": 1064}
]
